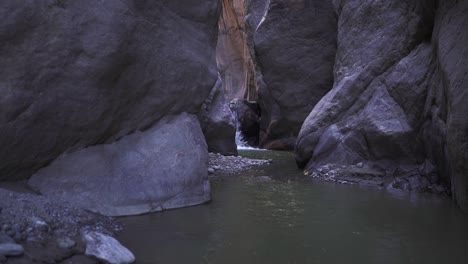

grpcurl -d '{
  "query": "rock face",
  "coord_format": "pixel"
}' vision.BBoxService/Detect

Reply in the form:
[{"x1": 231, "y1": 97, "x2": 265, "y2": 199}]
[
  {"x1": 229, "y1": 99, "x2": 260, "y2": 146},
  {"x1": 199, "y1": 78, "x2": 238, "y2": 155},
  {"x1": 217, "y1": 0, "x2": 258, "y2": 101},
  {"x1": 29, "y1": 114, "x2": 210, "y2": 216},
  {"x1": 0, "y1": 0, "x2": 221, "y2": 180},
  {"x1": 295, "y1": 0, "x2": 468, "y2": 212},
  {"x1": 426, "y1": 0, "x2": 468, "y2": 212},
  {"x1": 296, "y1": 0, "x2": 432, "y2": 166},
  {"x1": 254, "y1": 0, "x2": 338, "y2": 149}
]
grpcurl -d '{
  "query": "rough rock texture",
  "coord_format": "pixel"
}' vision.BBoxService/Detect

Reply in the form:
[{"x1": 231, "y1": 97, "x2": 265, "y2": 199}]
[
  {"x1": 0, "y1": 186, "x2": 117, "y2": 263},
  {"x1": 29, "y1": 114, "x2": 210, "y2": 217},
  {"x1": 229, "y1": 99, "x2": 261, "y2": 146},
  {"x1": 296, "y1": 1, "x2": 432, "y2": 166},
  {"x1": 295, "y1": 0, "x2": 468, "y2": 212},
  {"x1": 254, "y1": 0, "x2": 338, "y2": 150},
  {"x1": 208, "y1": 152, "x2": 272, "y2": 174},
  {"x1": 217, "y1": 0, "x2": 258, "y2": 101},
  {"x1": 425, "y1": 0, "x2": 468, "y2": 213},
  {"x1": 199, "y1": 78, "x2": 238, "y2": 156},
  {"x1": 0, "y1": 0, "x2": 221, "y2": 180}
]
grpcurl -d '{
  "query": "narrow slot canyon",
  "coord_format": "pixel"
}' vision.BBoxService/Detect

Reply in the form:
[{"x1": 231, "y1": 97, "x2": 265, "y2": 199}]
[{"x1": 0, "y1": 1, "x2": 467, "y2": 263}]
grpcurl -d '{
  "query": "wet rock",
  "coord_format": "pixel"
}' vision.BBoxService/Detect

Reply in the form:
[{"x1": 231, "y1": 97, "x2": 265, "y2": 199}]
[
  {"x1": 29, "y1": 114, "x2": 211, "y2": 216},
  {"x1": 199, "y1": 78, "x2": 238, "y2": 156},
  {"x1": 83, "y1": 231, "x2": 135, "y2": 264},
  {"x1": 0, "y1": 243, "x2": 24, "y2": 256},
  {"x1": 229, "y1": 99, "x2": 260, "y2": 146}
]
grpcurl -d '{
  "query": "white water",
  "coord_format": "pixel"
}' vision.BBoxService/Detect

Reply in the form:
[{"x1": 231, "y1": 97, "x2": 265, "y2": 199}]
[{"x1": 235, "y1": 130, "x2": 258, "y2": 150}]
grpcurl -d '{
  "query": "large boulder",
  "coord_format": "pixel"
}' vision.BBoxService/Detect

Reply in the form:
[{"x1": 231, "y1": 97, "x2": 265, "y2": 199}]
[
  {"x1": 0, "y1": 0, "x2": 221, "y2": 180},
  {"x1": 254, "y1": 0, "x2": 337, "y2": 150},
  {"x1": 28, "y1": 114, "x2": 210, "y2": 216},
  {"x1": 229, "y1": 99, "x2": 260, "y2": 147},
  {"x1": 296, "y1": 0, "x2": 432, "y2": 167},
  {"x1": 199, "y1": 78, "x2": 238, "y2": 155}
]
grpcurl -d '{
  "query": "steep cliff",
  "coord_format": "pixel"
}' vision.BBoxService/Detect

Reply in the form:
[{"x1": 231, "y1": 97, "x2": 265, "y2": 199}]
[
  {"x1": 295, "y1": 0, "x2": 468, "y2": 212},
  {"x1": 255, "y1": 0, "x2": 337, "y2": 150},
  {"x1": 217, "y1": 0, "x2": 258, "y2": 101}
]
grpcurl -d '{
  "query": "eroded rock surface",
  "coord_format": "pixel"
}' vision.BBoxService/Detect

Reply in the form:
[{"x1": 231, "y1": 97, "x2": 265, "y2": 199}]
[
  {"x1": 0, "y1": 0, "x2": 221, "y2": 180},
  {"x1": 199, "y1": 78, "x2": 238, "y2": 156},
  {"x1": 255, "y1": 0, "x2": 337, "y2": 149},
  {"x1": 29, "y1": 114, "x2": 210, "y2": 217},
  {"x1": 295, "y1": 0, "x2": 468, "y2": 212}
]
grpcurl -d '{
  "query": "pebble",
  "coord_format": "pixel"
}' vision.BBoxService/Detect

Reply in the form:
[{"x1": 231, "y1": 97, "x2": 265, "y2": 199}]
[
  {"x1": 0, "y1": 243, "x2": 24, "y2": 256},
  {"x1": 57, "y1": 237, "x2": 76, "y2": 249}
]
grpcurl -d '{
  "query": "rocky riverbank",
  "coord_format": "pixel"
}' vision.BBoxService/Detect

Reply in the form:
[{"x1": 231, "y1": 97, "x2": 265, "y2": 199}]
[
  {"x1": 0, "y1": 152, "x2": 271, "y2": 263},
  {"x1": 0, "y1": 184, "x2": 131, "y2": 264},
  {"x1": 208, "y1": 152, "x2": 272, "y2": 174},
  {"x1": 306, "y1": 162, "x2": 450, "y2": 195}
]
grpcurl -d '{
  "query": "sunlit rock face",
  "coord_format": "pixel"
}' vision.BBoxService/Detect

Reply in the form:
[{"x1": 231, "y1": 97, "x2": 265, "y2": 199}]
[
  {"x1": 217, "y1": 0, "x2": 259, "y2": 101},
  {"x1": 254, "y1": 0, "x2": 338, "y2": 150},
  {"x1": 0, "y1": 0, "x2": 221, "y2": 180}
]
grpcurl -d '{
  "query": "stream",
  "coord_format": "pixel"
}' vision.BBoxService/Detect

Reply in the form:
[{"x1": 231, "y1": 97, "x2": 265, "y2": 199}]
[{"x1": 118, "y1": 150, "x2": 468, "y2": 264}]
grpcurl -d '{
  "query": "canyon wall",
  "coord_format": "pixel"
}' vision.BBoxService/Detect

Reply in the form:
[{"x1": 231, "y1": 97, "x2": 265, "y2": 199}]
[
  {"x1": 254, "y1": 0, "x2": 337, "y2": 149},
  {"x1": 0, "y1": 0, "x2": 221, "y2": 215},
  {"x1": 294, "y1": 0, "x2": 468, "y2": 213}
]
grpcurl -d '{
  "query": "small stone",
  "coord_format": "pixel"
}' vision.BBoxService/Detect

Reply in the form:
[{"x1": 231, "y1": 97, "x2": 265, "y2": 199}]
[
  {"x1": 207, "y1": 168, "x2": 214, "y2": 174},
  {"x1": 13, "y1": 232, "x2": 22, "y2": 242},
  {"x1": 0, "y1": 243, "x2": 24, "y2": 256},
  {"x1": 0, "y1": 235, "x2": 14, "y2": 244},
  {"x1": 11, "y1": 224, "x2": 22, "y2": 234},
  {"x1": 356, "y1": 162, "x2": 364, "y2": 168},
  {"x1": 83, "y1": 231, "x2": 135, "y2": 264},
  {"x1": 57, "y1": 237, "x2": 76, "y2": 249},
  {"x1": 30, "y1": 217, "x2": 49, "y2": 232}
]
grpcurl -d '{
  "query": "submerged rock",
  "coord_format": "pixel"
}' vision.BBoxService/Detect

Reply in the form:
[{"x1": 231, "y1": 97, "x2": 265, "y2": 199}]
[
  {"x1": 29, "y1": 113, "x2": 210, "y2": 216},
  {"x1": 83, "y1": 231, "x2": 135, "y2": 264}
]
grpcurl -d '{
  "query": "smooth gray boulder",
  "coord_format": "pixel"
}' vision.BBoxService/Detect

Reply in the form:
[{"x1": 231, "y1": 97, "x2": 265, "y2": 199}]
[
  {"x1": 28, "y1": 113, "x2": 210, "y2": 216},
  {"x1": 0, "y1": 243, "x2": 24, "y2": 256},
  {"x1": 199, "y1": 78, "x2": 238, "y2": 155},
  {"x1": 0, "y1": 0, "x2": 221, "y2": 180},
  {"x1": 254, "y1": 0, "x2": 337, "y2": 150},
  {"x1": 83, "y1": 231, "x2": 135, "y2": 264}
]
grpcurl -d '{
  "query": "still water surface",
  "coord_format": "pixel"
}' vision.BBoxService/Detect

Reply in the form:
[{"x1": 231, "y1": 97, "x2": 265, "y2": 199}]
[{"x1": 118, "y1": 150, "x2": 468, "y2": 264}]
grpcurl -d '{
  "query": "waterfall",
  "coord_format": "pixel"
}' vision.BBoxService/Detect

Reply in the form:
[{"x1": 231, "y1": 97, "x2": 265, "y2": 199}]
[{"x1": 235, "y1": 119, "x2": 258, "y2": 150}]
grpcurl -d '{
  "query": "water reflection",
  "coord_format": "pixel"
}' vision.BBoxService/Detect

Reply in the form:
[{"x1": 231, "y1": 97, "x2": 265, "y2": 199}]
[{"x1": 118, "y1": 150, "x2": 468, "y2": 264}]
